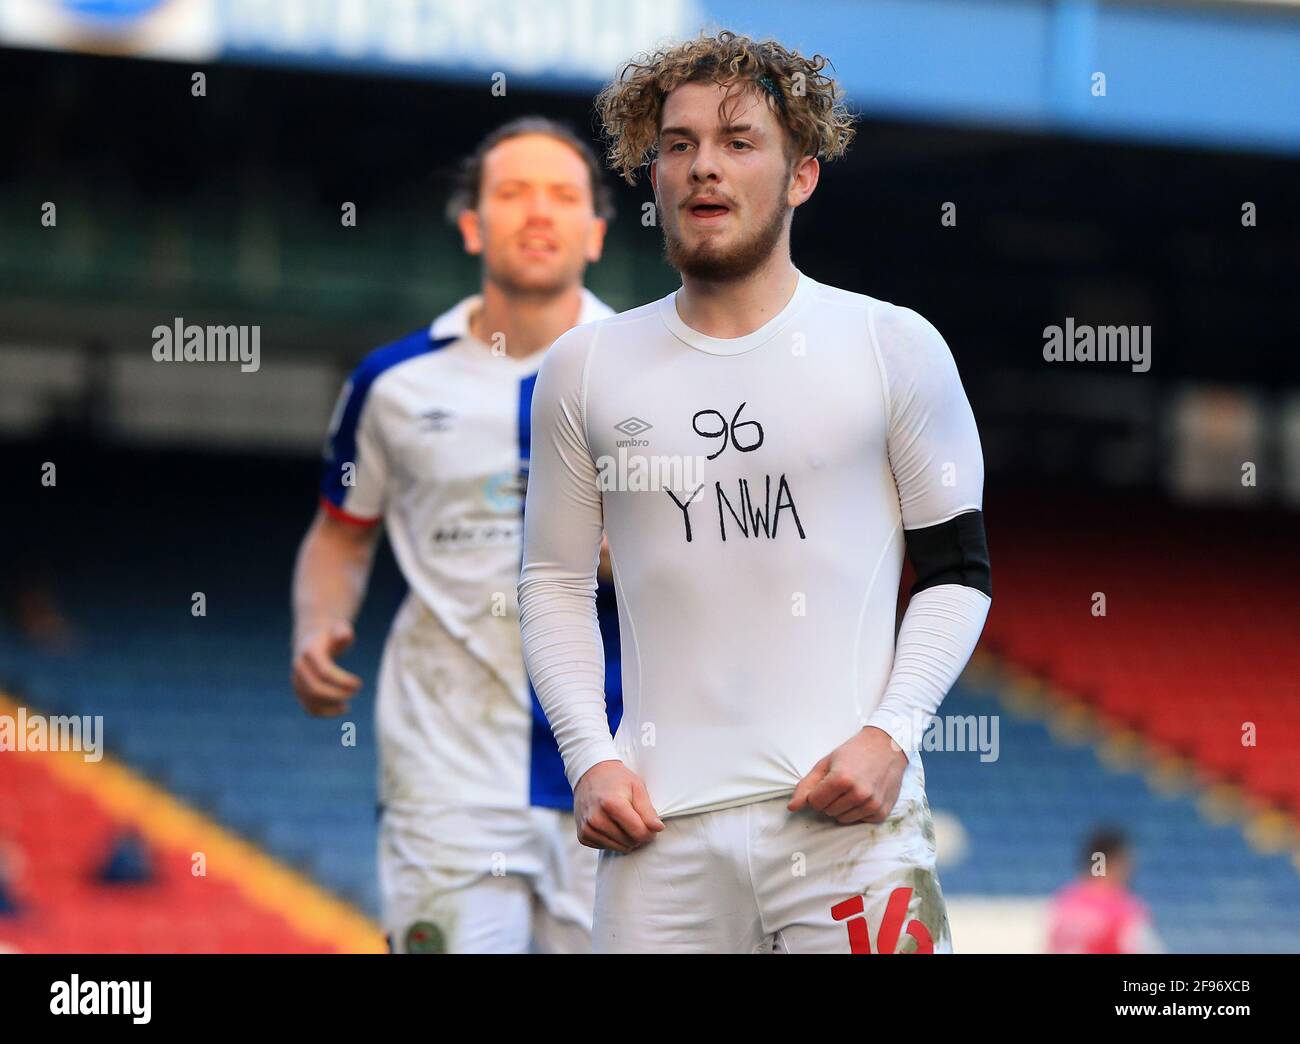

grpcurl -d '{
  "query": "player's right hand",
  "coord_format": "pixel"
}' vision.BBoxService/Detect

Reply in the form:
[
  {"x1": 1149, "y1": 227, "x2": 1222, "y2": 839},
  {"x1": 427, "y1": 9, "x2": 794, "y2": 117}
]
[
  {"x1": 573, "y1": 760, "x2": 664, "y2": 853},
  {"x1": 291, "y1": 620, "x2": 363, "y2": 717}
]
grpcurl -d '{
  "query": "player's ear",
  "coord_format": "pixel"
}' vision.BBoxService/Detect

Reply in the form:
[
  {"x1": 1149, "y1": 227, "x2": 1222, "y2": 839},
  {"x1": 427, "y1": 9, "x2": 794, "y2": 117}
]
[
  {"x1": 585, "y1": 216, "x2": 607, "y2": 263},
  {"x1": 788, "y1": 155, "x2": 819, "y2": 209},
  {"x1": 457, "y1": 208, "x2": 484, "y2": 255}
]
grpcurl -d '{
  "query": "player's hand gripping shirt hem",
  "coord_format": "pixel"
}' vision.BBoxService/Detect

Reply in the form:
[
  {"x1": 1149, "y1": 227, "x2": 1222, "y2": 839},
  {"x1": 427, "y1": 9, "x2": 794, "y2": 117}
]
[
  {"x1": 865, "y1": 302, "x2": 992, "y2": 755},
  {"x1": 518, "y1": 326, "x2": 619, "y2": 789}
]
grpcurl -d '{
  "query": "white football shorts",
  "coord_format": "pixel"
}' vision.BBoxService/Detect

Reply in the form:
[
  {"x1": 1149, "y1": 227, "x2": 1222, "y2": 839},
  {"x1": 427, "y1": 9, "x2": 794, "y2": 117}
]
[{"x1": 592, "y1": 752, "x2": 951, "y2": 954}]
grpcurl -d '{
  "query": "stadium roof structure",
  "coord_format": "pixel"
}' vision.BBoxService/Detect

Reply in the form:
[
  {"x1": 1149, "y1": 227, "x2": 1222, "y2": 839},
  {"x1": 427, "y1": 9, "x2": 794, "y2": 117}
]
[{"x1": 2, "y1": 0, "x2": 1299, "y2": 155}]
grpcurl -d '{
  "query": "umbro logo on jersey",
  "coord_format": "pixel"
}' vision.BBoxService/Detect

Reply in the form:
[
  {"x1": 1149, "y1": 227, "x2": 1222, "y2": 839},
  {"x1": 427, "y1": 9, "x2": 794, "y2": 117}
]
[
  {"x1": 419, "y1": 408, "x2": 456, "y2": 432},
  {"x1": 614, "y1": 417, "x2": 652, "y2": 447}
]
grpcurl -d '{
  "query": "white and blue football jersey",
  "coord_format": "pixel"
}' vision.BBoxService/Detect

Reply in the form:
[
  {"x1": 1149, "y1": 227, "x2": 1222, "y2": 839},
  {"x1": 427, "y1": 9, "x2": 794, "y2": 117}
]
[{"x1": 320, "y1": 290, "x2": 623, "y2": 815}]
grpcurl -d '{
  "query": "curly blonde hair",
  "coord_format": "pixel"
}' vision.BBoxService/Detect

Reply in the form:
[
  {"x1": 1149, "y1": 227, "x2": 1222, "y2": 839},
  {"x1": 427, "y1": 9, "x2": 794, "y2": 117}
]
[{"x1": 596, "y1": 29, "x2": 856, "y2": 184}]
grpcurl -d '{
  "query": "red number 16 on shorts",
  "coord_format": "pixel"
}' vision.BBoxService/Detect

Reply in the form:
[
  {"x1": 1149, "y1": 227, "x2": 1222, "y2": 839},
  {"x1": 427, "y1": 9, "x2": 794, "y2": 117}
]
[{"x1": 831, "y1": 887, "x2": 935, "y2": 954}]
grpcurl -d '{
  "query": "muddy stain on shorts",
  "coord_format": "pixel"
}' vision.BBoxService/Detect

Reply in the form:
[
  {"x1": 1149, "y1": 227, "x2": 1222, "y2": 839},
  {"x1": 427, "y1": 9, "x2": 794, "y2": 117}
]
[{"x1": 904, "y1": 864, "x2": 950, "y2": 952}]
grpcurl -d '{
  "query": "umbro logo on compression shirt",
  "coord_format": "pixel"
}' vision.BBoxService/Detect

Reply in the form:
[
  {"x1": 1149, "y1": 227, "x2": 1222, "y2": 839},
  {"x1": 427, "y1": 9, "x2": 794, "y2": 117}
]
[{"x1": 614, "y1": 417, "x2": 653, "y2": 438}]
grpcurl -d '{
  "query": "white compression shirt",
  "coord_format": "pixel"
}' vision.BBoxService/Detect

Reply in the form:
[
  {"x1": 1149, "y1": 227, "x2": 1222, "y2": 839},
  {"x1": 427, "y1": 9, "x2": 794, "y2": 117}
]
[{"x1": 519, "y1": 271, "x2": 990, "y2": 819}]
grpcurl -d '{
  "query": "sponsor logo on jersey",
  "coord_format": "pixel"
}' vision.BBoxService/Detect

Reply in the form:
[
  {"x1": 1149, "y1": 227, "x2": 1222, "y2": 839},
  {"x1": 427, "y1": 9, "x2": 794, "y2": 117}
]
[{"x1": 431, "y1": 519, "x2": 523, "y2": 550}]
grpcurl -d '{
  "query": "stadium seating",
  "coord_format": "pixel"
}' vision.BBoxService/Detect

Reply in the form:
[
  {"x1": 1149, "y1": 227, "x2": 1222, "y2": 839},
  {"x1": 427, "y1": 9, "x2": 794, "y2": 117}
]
[
  {"x1": 929, "y1": 683, "x2": 1300, "y2": 953},
  {"x1": 0, "y1": 752, "x2": 336, "y2": 953},
  {"x1": 980, "y1": 492, "x2": 1300, "y2": 816}
]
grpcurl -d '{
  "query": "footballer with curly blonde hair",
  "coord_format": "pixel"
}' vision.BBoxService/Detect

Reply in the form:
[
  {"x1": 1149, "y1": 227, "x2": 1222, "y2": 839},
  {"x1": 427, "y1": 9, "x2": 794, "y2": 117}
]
[
  {"x1": 520, "y1": 31, "x2": 992, "y2": 953},
  {"x1": 597, "y1": 29, "x2": 855, "y2": 283}
]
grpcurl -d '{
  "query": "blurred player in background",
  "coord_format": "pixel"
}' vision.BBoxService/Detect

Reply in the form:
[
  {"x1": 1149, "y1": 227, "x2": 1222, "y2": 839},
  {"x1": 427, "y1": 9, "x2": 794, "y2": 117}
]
[
  {"x1": 520, "y1": 31, "x2": 991, "y2": 953},
  {"x1": 1046, "y1": 828, "x2": 1164, "y2": 954},
  {"x1": 291, "y1": 118, "x2": 622, "y2": 953}
]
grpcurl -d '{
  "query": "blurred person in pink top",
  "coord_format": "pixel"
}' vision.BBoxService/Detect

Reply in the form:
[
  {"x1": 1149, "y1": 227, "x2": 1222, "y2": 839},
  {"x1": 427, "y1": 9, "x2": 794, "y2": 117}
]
[{"x1": 1046, "y1": 828, "x2": 1164, "y2": 953}]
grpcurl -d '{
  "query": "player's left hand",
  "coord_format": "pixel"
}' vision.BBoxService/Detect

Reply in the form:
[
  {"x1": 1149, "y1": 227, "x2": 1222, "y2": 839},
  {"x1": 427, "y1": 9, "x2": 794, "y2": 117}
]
[{"x1": 788, "y1": 727, "x2": 909, "y2": 824}]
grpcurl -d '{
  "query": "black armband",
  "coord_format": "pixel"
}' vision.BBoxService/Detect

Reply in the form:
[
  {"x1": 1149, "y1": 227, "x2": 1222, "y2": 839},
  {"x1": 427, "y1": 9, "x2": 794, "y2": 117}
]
[{"x1": 904, "y1": 509, "x2": 991, "y2": 597}]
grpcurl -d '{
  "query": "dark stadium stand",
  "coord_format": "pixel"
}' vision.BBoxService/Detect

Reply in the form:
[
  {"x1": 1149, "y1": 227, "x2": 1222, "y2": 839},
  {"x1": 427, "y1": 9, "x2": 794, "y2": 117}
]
[{"x1": 1, "y1": 445, "x2": 400, "y2": 950}]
